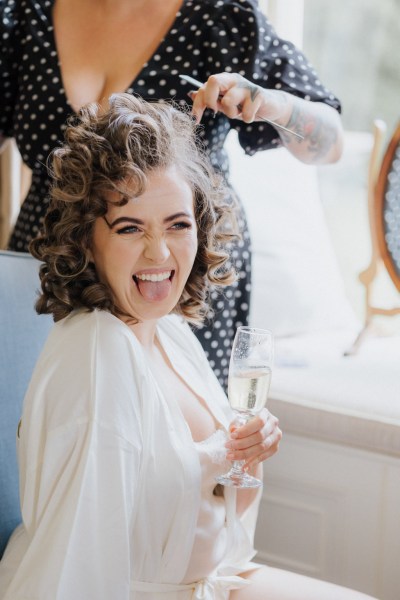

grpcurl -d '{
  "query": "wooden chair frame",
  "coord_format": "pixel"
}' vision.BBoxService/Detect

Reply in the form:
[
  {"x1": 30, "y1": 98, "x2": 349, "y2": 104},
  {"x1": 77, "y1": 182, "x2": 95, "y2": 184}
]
[
  {"x1": 374, "y1": 121, "x2": 400, "y2": 293},
  {"x1": 346, "y1": 120, "x2": 400, "y2": 355}
]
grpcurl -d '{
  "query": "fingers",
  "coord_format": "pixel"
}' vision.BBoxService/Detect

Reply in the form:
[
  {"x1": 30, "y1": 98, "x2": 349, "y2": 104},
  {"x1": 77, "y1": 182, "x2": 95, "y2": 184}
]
[
  {"x1": 189, "y1": 73, "x2": 263, "y2": 123},
  {"x1": 190, "y1": 76, "x2": 221, "y2": 122},
  {"x1": 229, "y1": 408, "x2": 269, "y2": 439},
  {"x1": 244, "y1": 424, "x2": 282, "y2": 471},
  {"x1": 223, "y1": 79, "x2": 263, "y2": 122},
  {"x1": 226, "y1": 409, "x2": 282, "y2": 469}
]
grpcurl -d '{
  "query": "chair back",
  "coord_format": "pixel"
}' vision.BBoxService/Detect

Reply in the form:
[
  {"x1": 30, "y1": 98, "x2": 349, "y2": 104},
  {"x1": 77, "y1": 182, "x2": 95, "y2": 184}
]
[
  {"x1": 348, "y1": 121, "x2": 400, "y2": 354},
  {"x1": 374, "y1": 120, "x2": 400, "y2": 292},
  {"x1": 0, "y1": 251, "x2": 53, "y2": 558}
]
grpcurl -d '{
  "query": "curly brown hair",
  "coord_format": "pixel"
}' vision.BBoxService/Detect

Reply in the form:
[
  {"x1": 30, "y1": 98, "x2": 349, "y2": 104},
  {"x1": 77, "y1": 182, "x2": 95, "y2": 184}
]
[{"x1": 30, "y1": 93, "x2": 238, "y2": 324}]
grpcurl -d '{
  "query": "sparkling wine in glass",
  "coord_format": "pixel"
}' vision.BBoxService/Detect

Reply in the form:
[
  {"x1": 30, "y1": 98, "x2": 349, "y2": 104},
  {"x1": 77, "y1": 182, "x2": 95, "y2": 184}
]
[{"x1": 216, "y1": 326, "x2": 273, "y2": 488}]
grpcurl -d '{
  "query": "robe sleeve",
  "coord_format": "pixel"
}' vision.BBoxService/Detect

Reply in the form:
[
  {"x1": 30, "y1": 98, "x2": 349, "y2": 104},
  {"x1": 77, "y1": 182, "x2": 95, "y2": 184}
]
[
  {"x1": 204, "y1": 0, "x2": 341, "y2": 155},
  {"x1": 3, "y1": 311, "x2": 143, "y2": 600}
]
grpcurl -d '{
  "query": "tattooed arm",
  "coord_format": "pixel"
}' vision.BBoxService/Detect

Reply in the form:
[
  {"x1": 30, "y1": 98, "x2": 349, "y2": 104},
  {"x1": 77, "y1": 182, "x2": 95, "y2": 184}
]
[
  {"x1": 191, "y1": 73, "x2": 343, "y2": 165},
  {"x1": 259, "y1": 89, "x2": 343, "y2": 164}
]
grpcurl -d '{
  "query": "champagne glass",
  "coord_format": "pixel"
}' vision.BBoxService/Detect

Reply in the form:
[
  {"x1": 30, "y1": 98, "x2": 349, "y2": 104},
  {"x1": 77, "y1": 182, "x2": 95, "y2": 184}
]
[{"x1": 216, "y1": 326, "x2": 273, "y2": 488}]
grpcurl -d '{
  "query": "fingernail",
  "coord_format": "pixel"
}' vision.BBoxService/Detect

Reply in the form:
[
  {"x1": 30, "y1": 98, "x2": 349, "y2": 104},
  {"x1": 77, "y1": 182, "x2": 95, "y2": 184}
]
[
  {"x1": 226, "y1": 453, "x2": 234, "y2": 460},
  {"x1": 230, "y1": 431, "x2": 238, "y2": 439}
]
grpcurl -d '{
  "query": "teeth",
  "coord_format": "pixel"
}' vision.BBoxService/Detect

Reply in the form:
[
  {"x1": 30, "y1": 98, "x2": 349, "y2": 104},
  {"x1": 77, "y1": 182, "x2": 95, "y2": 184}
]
[{"x1": 136, "y1": 271, "x2": 171, "y2": 282}]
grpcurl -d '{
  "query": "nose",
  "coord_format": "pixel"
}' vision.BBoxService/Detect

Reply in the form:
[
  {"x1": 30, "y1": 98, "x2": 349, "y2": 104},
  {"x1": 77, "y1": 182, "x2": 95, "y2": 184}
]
[{"x1": 143, "y1": 234, "x2": 170, "y2": 263}]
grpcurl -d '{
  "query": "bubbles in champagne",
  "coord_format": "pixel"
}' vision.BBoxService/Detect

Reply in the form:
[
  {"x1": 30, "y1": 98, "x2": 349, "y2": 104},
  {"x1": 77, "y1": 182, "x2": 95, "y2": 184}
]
[{"x1": 228, "y1": 368, "x2": 272, "y2": 414}]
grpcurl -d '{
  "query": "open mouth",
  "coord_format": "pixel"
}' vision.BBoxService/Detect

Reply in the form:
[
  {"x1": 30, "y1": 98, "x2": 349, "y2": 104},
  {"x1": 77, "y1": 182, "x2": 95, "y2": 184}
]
[{"x1": 132, "y1": 270, "x2": 174, "y2": 302}]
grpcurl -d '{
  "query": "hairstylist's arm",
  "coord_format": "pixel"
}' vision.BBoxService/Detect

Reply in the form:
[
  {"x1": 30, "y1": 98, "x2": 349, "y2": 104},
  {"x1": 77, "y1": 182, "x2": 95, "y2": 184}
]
[{"x1": 191, "y1": 72, "x2": 343, "y2": 165}]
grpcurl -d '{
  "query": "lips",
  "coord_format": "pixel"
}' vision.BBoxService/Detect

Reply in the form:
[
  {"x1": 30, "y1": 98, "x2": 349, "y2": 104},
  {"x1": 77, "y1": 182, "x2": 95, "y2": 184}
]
[{"x1": 133, "y1": 270, "x2": 174, "y2": 302}]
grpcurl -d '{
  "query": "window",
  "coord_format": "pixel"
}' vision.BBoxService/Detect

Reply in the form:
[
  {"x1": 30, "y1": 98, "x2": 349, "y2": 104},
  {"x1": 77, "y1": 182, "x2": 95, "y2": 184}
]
[
  {"x1": 263, "y1": 0, "x2": 400, "y2": 330},
  {"x1": 302, "y1": 0, "x2": 400, "y2": 329},
  {"x1": 303, "y1": 0, "x2": 399, "y2": 134}
]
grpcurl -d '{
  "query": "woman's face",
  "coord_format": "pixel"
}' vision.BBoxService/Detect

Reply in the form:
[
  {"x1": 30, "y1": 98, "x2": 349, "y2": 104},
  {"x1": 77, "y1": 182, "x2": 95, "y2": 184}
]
[{"x1": 90, "y1": 165, "x2": 198, "y2": 323}]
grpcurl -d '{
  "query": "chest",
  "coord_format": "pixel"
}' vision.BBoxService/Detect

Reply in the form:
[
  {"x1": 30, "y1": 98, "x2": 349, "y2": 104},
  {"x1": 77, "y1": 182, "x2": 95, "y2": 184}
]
[
  {"x1": 148, "y1": 344, "x2": 219, "y2": 443},
  {"x1": 52, "y1": 0, "x2": 183, "y2": 111}
]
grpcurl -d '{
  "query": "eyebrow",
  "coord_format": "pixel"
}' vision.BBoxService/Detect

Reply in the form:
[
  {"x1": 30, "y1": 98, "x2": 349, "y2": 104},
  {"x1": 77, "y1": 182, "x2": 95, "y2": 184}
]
[{"x1": 104, "y1": 212, "x2": 193, "y2": 228}]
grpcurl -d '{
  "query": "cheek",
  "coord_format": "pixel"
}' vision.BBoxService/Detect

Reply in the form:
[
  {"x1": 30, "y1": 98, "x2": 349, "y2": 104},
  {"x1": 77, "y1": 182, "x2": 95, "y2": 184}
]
[
  {"x1": 174, "y1": 232, "x2": 197, "y2": 260},
  {"x1": 187, "y1": 234, "x2": 199, "y2": 265},
  {"x1": 91, "y1": 246, "x2": 120, "y2": 285}
]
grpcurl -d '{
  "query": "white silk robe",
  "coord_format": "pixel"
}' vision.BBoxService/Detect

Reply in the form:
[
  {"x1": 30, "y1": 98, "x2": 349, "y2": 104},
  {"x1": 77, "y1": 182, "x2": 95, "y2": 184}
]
[{"x1": 0, "y1": 310, "x2": 261, "y2": 599}]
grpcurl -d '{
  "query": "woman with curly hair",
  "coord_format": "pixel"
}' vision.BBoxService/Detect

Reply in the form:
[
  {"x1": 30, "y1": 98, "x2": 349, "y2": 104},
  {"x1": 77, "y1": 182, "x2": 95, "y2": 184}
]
[
  {"x1": 1, "y1": 0, "x2": 344, "y2": 388},
  {"x1": 0, "y1": 95, "x2": 375, "y2": 600}
]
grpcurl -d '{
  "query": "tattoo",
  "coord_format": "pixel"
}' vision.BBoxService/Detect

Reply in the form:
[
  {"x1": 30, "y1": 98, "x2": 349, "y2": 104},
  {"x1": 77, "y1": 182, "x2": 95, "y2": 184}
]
[
  {"x1": 282, "y1": 104, "x2": 338, "y2": 161},
  {"x1": 237, "y1": 81, "x2": 260, "y2": 102}
]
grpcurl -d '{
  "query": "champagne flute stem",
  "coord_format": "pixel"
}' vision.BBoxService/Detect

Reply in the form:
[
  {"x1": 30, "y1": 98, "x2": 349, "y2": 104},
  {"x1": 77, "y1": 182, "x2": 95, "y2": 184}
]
[
  {"x1": 229, "y1": 414, "x2": 251, "y2": 477},
  {"x1": 231, "y1": 460, "x2": 247, "y2": 476}
]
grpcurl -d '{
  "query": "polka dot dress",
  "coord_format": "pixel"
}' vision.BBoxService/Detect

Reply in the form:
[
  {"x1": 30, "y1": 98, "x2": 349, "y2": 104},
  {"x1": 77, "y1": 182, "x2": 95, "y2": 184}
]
[{"x1": 1, "y1": 0, "x2": 340, "y2": 388}]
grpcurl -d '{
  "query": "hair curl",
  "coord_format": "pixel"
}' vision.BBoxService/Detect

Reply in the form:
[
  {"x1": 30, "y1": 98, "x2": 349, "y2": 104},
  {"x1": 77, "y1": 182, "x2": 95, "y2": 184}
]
[{"x1": 30, "y1": 93, "x2": 238, "y2": 324}]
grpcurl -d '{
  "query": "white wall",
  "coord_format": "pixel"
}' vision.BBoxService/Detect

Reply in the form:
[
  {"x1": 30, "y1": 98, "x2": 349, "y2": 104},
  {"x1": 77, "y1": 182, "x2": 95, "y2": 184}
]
[{"x1": 266, "y1": 0, "x2": 304, "y2": 47}]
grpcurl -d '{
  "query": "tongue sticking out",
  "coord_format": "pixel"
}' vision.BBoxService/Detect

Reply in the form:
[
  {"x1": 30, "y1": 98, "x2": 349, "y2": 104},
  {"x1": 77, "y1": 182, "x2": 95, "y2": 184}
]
[{"x1": 136, "y1": 277, "x2": 172, "y2": 302}]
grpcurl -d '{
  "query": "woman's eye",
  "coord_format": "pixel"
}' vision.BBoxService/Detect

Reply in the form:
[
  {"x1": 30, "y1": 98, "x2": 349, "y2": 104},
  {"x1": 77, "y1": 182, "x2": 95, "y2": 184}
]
[
  {"x1": 170, "y1": 221, "x2": 191, "y2": 231},
  {"x1": 116, "y1": 225, "x2": 140, "y2": 235}
]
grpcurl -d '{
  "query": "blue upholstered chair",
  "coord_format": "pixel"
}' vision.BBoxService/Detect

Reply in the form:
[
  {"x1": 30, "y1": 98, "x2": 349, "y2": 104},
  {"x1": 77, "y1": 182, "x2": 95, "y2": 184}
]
[{"x1": 0, "y1": 251, "x2": 53, "y2": 558}]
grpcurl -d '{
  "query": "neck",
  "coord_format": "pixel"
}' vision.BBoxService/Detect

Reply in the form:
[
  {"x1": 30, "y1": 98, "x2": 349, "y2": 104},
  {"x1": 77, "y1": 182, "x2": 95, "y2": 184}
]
[{"x1": 127, "y1": 318, "x2": 158, "y2": 349}]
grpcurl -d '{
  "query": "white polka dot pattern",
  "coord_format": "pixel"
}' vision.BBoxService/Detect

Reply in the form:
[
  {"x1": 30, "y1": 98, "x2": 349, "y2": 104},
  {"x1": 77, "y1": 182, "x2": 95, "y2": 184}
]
[{"x1": 0, "y1": 0, "x2": 340, "y2": 388}]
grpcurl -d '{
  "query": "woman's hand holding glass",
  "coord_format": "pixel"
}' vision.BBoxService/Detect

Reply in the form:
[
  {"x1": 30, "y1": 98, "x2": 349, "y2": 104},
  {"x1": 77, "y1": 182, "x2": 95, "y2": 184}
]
[
  {"x1": 216, "y1": 326, "x2": 278, "y2": 488},
  {"x1": 225, "y1": 408, "x2": 282, "y2": 473}
]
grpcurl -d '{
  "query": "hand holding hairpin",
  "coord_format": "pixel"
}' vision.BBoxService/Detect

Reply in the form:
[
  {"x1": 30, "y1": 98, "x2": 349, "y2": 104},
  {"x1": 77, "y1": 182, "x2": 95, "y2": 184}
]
[{"x1": 179, "y1": 73, "x2": 304, "y2": 140}]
